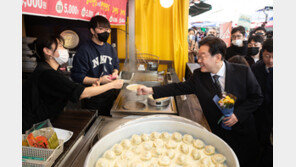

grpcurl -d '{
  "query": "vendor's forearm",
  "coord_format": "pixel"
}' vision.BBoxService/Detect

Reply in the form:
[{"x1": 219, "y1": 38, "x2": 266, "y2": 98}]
[
  {"x1": 80, "y1": 83, "x2": 114, "y2": 99},
  {"x1": 82, "y1": 76, "x2": 99, "y2": 85}
]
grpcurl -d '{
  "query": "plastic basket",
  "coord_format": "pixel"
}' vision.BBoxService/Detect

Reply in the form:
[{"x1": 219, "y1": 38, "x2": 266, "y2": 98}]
[{"x1": 22, "y1": 139, "x2": 64, "y2": 167}]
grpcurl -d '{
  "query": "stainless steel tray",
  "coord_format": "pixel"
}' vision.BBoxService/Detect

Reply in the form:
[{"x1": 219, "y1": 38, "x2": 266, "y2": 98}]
[{"x1": 110, "y1": 88, "x2": 177, "y2": 117}]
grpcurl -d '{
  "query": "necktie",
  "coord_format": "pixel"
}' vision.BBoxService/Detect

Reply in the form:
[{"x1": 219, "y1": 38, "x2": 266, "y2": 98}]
[{"x1": 213, "y1": 75, "x2": 222, "y2": 97}]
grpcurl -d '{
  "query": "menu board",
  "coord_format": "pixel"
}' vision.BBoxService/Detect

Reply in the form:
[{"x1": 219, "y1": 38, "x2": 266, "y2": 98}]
[{"x1": 22, "y1": 0, "x2": 127, "y2": 25}]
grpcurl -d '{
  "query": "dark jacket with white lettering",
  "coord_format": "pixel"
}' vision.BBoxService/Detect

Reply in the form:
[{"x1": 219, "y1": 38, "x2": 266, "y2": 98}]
[{"x1": 71, "y1": 40, "x2": 119, "y2": 84}]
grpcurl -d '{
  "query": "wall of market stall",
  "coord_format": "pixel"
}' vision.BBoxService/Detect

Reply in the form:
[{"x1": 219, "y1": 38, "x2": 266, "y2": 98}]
[{"x1": 22, "y1": 0, "x2": 189, "y2": 80}]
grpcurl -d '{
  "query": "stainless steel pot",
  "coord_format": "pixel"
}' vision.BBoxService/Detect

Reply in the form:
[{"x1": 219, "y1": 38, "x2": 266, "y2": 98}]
[
  {"x1": 84, "y1": 119, "x2": 239, "y2": 167},
  {"x1": 124, "y1": 91, "x2": 147, "y2": 101},
  {"x1": 98, "y1": 115, "x2": 208, "y2": 138},
  {"x1": 147, "y1": 95, "x2": 171, "y2": 107}
]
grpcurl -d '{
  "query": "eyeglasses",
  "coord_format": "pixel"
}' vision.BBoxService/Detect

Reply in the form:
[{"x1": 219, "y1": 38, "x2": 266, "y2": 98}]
[
  {"x1": 231, "y1": 35, "x2": 243, "y2": 39},
  {"x1": 97, "y1": 27, "x2": 111, "y2": 33},
  {"x1": 263, "y1": 54, "x2": 273, "y2": 59},
  {"x1": 197, "y1": 53, "x2": 210, "y2": 61}
]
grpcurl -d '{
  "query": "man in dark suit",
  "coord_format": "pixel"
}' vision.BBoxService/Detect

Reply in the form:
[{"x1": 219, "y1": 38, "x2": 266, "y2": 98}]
[
  {"x1": 138, "y1": 37, "x2": 264, "y2": 167},
  {"x1": 251, "y1": 38, "x2": 273, "y2": 167}
]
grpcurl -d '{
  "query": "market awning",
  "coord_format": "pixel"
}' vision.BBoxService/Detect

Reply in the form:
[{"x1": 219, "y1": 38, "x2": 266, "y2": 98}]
[
  {"x1": 22, "y1": 0, "x2": 127, "y2": 25},
  {"x1": 189, "y1": 1, "x2": 212, "y2": 17}
]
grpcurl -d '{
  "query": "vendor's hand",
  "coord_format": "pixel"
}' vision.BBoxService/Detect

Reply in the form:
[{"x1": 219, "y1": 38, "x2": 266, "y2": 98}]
[
  {"x1": 100, "y1": 75, "x2": 112, "y2": 84},
  {"x1": 92, "y1": 80, "x2": 100, "y2": 87},
  {"x1": 112, "y1": 71, "x2": 119, "y2": 79},
  {"x1": 110, "y1": 79, "x2": 124, "y2": 89},
  {"x1": 223, "y1": 114, "x2": 238, "y2": 127},
  {"x1": 137, "y1": 86, "x2": 153, "y2": 95}
]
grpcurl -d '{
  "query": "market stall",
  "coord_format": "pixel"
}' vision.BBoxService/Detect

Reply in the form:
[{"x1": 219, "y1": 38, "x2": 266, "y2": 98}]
[{"x1": 22, "y1": 1, "x2": 233, "y2": 167}]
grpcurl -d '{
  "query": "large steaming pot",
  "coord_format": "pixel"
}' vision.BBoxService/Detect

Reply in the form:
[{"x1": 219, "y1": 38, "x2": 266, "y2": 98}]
[{"x1": 84, "y1": 117, "x2": 239, "y2": 167}]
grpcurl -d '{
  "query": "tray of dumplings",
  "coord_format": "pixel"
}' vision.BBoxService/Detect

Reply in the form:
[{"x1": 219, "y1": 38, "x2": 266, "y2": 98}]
[{"x1": 84, "y1": 119, "x2": 239, "y2": 167}]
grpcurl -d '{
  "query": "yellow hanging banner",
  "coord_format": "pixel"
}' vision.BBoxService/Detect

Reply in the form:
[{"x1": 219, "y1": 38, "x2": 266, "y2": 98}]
[{"x1": 135, "y1": 0, "x2": 189, "y2": 80}]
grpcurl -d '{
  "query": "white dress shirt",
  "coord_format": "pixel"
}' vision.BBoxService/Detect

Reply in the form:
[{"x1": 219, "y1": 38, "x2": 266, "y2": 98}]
[{"x1": 210, "y1": 61, "x2": 226, "y2": 91}]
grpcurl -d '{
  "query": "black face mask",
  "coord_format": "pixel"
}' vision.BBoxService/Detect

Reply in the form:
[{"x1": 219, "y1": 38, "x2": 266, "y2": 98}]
[
  {"x1": 247, "y1": 47, "x2": 260, "y2": 56},
  {"x1": 255, "y1": 32, "x2": 264, "y2": 36},
  {"x1": 97, "y1": 32, "x2": 110, "y2": 42}
]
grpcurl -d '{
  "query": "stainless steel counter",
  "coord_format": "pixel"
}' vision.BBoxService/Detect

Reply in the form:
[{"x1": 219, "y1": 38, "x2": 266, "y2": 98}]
[{"x1": 111, "y1": 71, "x2": 178, "y2": 117}]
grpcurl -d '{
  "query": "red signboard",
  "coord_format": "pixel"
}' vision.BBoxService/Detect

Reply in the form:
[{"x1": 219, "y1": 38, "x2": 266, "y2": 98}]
[
  {"x1": 22, "y1": 0, "x2": 127, "y2": 25},
  {"x1": 219, "y1": 22, "x2": 232, "y2": 47}
]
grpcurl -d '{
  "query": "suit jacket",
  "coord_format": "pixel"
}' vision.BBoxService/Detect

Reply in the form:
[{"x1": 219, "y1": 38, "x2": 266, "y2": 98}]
[
  {"x1": 225, "y1": 41, "x2": 248, "y2": 60},
  {"x1": 251, "y1": 60, "x2": 273, "y2": 143},
  {"x1": 153, "y1": 61, "x2": 263, "y2": 167}
]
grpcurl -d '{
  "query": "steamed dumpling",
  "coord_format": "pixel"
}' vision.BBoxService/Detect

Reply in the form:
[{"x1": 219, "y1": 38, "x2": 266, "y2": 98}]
[
  {"x1": 132, "y1": 146, "x2": 142, "y2": 154},
  {"x1": 176, "y1": 154, "x2": 187, "y2": 165},
  {"x1": 121, "y1": 150, "x2": 134, "y2": 160},
  {"x1": 204, "y1": 145, "x2": 215, "y2": 155},
  {"x1": 183, "y1": 134, "x2": 193, "y2": 144},
  {"x1": 200, "y1": 157, "x2": 213, "y2": 166},
  {"x1": 131, "y1": 134, "x2": 142, "y2": 145},
  {"x1": 191, "y1": 148, "x2": 201, "y2": 160},
  {"x1": 180, "y1": 143, "x2": 189, "y2": 154},
  {"x1": 128, "y1": 161, "x2": 144, "y2": 167},
  {"x1": 165, "y1": 140, "x2": 177, "y2": 149},
  {"x1": 154, "y1": 139, "x2": 164, "y2": 148},
  {"x1": 95, "y1": 158, "x2": 109, "y2": 167},
  {"x1": 103, "y1": 150, "x2": 116, "y2": 160},
  {"x1": 113, "y1": 144, "x2": 123, "y2": 155},
  {"x1": 211, "y1": 153, "x2": 226, "y2": 164},
  {"x1": 140, "y1": 151, "x2": 152, "y2": 161},
  {"x1": 141, "y1": 134, "x2": 150, "y2": 142},
  {"x1": 158, "y1": 156, "x2": 171, "y2": 166},
  {"x1": 114, "y1": 161, "x2": 122, "y2": 167},
  {"x1": 148, "y1": 163, "x2": 160, "y2": 167},
  {"x1": 161, "y1": 132, "x2": 170, "y2": 141},
  {"x1": 166, "y1": 150, "x2": 176, "y2": 159},
  {"x1": 172, "y1": 132, "x2": 182, "y2": 142},
  {"x1": 143, "y1": 141, "x2": 154, "y2": 150},
  {"x1": 152, "y1": 148, "x2": 163, "y2": 158},
  {"x1": 121, "y1": 139, "x2": 132, "y2": 149},
  {"x1": 193, "y1": 139, "x2": 205, "y2": 149},
  {"x1": 150, "y1": 132, "x2": 161, "y2": 141}
]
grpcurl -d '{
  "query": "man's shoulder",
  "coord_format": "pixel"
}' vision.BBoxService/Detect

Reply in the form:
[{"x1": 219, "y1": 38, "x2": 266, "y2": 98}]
[
  {"x1": 77, "y1": 40, "x2": 93, "y2": 50},
  {"x1": 226, "y1": 61, "x2": 249, "y2": 73},
  {"x1": 192, "y1": 68, "x2": 208, "y2": 78},
  {"x1": 252, "y1": 60, "x2": 265, "y2": 69}
]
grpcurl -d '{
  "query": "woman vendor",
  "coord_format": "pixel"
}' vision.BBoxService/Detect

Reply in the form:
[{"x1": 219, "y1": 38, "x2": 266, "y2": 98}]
[{"x1": 22, "y1": 34, "x2": 123, "y2": 133}]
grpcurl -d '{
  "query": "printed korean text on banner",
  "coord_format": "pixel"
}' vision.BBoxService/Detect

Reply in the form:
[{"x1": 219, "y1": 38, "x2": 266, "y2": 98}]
[
  {"x1": 219, "y1": 22, "x2": 232, "y2": 47},
  {"x1": 237, "y1": 14, "x2": 252, "y2": 31},
  {"x1": 22, "y1": 0, "x2": 127, "y2": 25}
]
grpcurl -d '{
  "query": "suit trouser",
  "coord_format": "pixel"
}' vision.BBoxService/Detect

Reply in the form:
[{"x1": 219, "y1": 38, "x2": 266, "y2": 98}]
[{"x1": 215, "y1": 119, "x2": 260, "y2": 167}]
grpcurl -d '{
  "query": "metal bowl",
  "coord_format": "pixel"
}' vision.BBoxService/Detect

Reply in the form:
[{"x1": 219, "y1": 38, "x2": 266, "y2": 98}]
[
  {"x1": 84, "y1": 120, "x2": 239, "y2": 167},
  {"x1": 147, "y1": 95, "x2": 171, "y2": 107}
]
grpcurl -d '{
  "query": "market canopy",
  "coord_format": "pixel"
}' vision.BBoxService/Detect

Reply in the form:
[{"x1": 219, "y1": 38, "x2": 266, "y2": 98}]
[
  {"x1": 189, "y1": 0, "x2": 273, "y2": 26},
  {"x1": 22, "y1": 0, "x2": 127, "y2": 25}
]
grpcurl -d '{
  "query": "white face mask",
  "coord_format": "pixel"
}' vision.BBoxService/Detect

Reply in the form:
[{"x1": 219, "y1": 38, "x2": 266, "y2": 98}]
[
  {"x1": 54, "y1": 49, "x2": 69, "y2": 65},
  {"x1": 232, "y1": 39, "x2": 243, "y2": 47},
  {"x1": 189, "y1": 35, "x2": 195, "y2": 41}
]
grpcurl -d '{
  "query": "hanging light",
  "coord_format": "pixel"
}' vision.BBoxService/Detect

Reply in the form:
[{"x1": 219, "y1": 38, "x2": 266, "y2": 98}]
[{"x1": 160, "y1": 0, "x2": 174, "y2": 8}]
